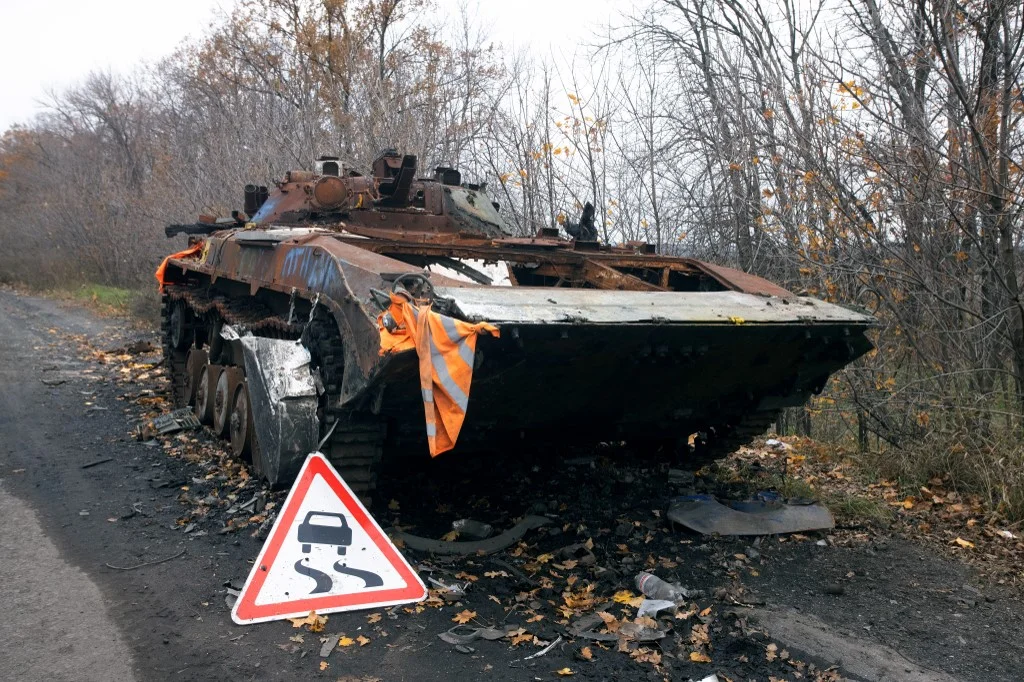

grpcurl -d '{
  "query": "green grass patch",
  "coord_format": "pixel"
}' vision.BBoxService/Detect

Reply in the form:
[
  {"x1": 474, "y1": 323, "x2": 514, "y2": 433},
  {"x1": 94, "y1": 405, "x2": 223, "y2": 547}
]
[{"x1": 70, "y1": 284, "x2": 134, "y2": 311}]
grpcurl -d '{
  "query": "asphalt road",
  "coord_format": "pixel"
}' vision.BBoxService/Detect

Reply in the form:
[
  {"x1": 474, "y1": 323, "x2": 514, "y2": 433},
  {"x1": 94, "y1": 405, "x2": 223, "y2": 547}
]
[{"x1": 0, "y1": 290, "x2": 285, "y2": 680}]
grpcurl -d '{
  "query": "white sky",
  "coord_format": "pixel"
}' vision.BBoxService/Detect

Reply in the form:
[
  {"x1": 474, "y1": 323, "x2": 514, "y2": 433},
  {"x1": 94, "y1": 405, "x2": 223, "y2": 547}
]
[{"x1": 0, "y1": 0, "x2": 632, "y2": 132}]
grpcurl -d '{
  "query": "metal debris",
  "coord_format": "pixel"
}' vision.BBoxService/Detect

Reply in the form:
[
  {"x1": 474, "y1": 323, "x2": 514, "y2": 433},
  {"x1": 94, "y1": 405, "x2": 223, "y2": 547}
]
[
  {"x1": 390, "y1": 516, "x2": 550, "y2": 556},
  {"x1": 667, "y1": 493, "x2": 835, "y2": 536},
  {"x1": 149, "y1": 408, "x2": 201, "y2": 435}
]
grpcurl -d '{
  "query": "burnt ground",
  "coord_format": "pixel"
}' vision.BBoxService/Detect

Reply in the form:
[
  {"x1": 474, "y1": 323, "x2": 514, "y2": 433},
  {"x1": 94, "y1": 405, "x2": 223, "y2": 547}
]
[{"x1": 0, "y1": 286, "x2": 1022, "y2": 681}]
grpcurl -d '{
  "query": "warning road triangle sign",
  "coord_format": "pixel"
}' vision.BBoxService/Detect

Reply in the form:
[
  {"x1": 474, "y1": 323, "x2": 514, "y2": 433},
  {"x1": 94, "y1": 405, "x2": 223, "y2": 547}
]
[{"x1": 232, "y1": 452, "x2": 426, "y2": 625}]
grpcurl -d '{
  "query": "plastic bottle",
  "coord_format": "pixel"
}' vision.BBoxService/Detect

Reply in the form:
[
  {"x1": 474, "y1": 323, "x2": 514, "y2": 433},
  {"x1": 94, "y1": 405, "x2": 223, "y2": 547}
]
[{"x1": 635, "y1": 571, "x2": 692, "y2": 602}]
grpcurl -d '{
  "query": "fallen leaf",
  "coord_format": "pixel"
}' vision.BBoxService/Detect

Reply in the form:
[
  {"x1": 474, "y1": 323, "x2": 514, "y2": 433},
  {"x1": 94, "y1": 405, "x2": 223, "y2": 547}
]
[
  {"x1": 367, "y1": 613, "x2": 382, "y2": 624},
  {"x1": 630, "y1": 647, "x2": 662, "y2": 664},
  {"x1": 536, "y1": 553, "x2": 554, "y2": 563},
  {"x1": 441, "y1": 530, "x2": 459, "y2": 542},
  {"x1": 288, "y1": 611, "x2": 327, "y2": 631},
  {"x1": 690, "y1": 651, "x2": 712, "y2": 663},
  {"x1": 555, "y1": 668, "x2": 575, "y2": 676},
  {"x1": 954, "y1": 537, "x2": 975, "y2": 549},
  {"x1": 455, "y1": 571, "x2": 478, "y2": 582},
  {"x1": 452, "y1": 609, "x2": 477, "y2": 624},
  {"x1": 598, "y1": 611, "x2": 621, "y2": 633},
  {"x1": 356, "y1": 635, "x2": 370, "y2": 646},
  {"x1": 612, "y1": 590, "x2": 644, "y2": 607},
  {"x1": 527, "y1": 614, "x2": 544, "y2": 623},
  {"x1": 699, "y1": 606, "x2": 712, "y2": 617},
  {"x1": 580, "y1": 646, "x2": 593, "y2": 661},
  {"x1": 289, "y1": 634, "x2": 304, "y2": 644},
  {"x1": 509, "y1": 629, "x2": 533, "y2": 646},
  {"x1": 484, "y1": 570, "x2": 509, "y2": 578},
  {"x1": 388, "y1": 499, "x2": 400, "y2": 511},
  {"x1": 319, "y1": 661, "x2": 328, "y2": 671},
  {"x1": 766, "y1": 642, "x2": 778, "y2": 662},
  {"x1": 634, "y1": 616, "x2": 658, "y2": 629},
  {"x1": 338, "y1": 636, "x2": 355, "y2": 647}
]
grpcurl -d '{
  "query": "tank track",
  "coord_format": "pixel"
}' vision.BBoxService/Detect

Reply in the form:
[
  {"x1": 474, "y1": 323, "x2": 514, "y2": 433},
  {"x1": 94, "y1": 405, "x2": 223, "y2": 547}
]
[
  {"x1": 161, "y1": 284, "x2": 384, "y2": 495},
  {"x1": 303, "y1": 311, "x2": 385, "y2": 495},
  {"x1": 160, "y1": 292, "x2": 191, "y2": 407}
]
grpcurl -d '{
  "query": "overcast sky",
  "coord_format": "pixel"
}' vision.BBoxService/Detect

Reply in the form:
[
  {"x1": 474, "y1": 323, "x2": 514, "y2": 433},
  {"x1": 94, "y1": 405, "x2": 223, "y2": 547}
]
[{"x1": 0, "y1": 0, "x2": 633, "y2": 132}]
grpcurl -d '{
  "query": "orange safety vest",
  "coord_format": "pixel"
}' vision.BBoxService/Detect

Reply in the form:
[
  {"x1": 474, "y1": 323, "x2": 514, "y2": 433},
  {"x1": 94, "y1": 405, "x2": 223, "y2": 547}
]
[
  {"x1": 378, "y1": 292, "x2": 499, "y2": 456},
  {"x1": 155, "y1": 242, "x2": 204, "y2": 290}
]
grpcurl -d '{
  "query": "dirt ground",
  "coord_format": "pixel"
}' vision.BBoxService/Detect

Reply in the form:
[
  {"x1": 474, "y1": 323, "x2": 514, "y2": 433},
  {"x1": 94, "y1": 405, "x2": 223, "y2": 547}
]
[{"x1": 1, "y1": 286, "x2": 1022, "y2": 681}]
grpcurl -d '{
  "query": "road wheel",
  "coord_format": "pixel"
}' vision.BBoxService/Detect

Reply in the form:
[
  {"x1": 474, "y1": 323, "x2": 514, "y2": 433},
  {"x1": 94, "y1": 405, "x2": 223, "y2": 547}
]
[
  {"x1": 194, "y1": 365, "x2": 217, "y2": 425},
  {"x1": 213, "y1": 368, "x2": 231, "y2": 436},
  {"x1": 184, "y1": 348, "x2": 208, "y2": 406},
  {"x1": 229, "y1": 382, "x2": 253, "y2": 461}
]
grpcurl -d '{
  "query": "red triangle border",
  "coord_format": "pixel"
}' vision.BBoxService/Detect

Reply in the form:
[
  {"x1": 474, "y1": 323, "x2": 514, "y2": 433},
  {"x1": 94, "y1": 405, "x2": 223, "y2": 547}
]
[{"x1": 232, "y1": 453, "x2": 426, "y2": 624}]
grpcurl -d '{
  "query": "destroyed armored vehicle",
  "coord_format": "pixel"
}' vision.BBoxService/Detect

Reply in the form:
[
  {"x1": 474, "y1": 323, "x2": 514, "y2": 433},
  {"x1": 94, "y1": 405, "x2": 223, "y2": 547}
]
[{"x1": 159, "y1": 151, "x2": 874, "y2": 493}]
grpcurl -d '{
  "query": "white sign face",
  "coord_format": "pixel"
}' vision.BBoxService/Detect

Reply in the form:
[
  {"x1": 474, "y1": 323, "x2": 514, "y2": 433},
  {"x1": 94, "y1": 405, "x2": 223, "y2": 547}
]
[{"x1": 232, "y1": 453, "x2": 426, "y2": 625}]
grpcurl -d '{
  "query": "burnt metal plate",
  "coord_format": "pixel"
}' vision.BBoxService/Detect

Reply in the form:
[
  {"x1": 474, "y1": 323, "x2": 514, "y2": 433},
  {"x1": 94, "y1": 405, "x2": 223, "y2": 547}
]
[{"x1": 436, "y1": 288, "x2": 877, "y2": 326}]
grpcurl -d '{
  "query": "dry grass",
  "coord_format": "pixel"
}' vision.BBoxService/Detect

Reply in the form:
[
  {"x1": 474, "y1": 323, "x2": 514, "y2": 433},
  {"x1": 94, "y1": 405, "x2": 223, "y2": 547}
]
[{"x1": 857, "y1": 434, "x2": 1024, "y2": 524}]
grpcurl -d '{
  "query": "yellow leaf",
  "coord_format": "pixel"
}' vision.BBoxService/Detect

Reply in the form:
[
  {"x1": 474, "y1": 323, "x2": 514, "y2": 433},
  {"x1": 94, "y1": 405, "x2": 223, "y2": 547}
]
[
  {"x1": 319, "y1": 661, "x2": 328, "y2": 671},
  {"x1": 690, "y1": 651, "x2": 712, "y2": 663},
  {"x1": 580, "y1": 646, "x2": 593, "y2": 660},
  {"x1": 288, "y1": 611, "x2": 327, "y2": 631},
  {"x1": 356, "y1": 635, "x2": 370, "y2": 646},
  {"x1": 556, "y1": 668, "x2": 575, "y2": 676},
  {"x1": 388, "y1": 499, "x2": 400, "y2": 511},
  {"x1": 902, "y1": 497, "x2": 915, "y2": 510},
  {"x1": 729, "y1": 316, "x2": 745, "y2": 325},
  {"x1": 612, "y1": 590, "x2": 644, "y2": 607},
  {"x1": 954, "y1": 537, "x2": 975, "y2": 549},
  {"x1": 452, "y1": 609, "x2": 477, "y2": 624},
  {"x1": 441, "y1": 530, "x2": 459, "y2": 542},
  {"x1": 536, "y1": 553, "x2": 554, "y2": 563},
  {"x1": 338, "y1": 636, "x2": 355, "y2": 647}
]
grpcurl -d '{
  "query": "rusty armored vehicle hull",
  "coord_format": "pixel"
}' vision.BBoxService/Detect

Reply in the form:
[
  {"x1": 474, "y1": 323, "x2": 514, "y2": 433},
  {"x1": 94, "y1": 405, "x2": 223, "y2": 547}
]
[{"x1": 159, "y1": 152, "x2": 874, "y2": 493}]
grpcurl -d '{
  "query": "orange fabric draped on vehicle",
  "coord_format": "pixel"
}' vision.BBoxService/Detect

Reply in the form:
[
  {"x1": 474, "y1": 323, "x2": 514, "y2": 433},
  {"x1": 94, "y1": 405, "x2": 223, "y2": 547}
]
[
  {"x1": 378, "y1": 293, "x2": 499, "y2": 456},
  {"x1": 155, "y1": 242, "x2": 204, "y2": 290}
]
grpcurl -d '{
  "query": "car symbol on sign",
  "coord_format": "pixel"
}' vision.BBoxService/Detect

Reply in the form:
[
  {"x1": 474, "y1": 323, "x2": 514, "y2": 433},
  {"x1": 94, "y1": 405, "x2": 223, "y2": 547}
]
[{"x1": 297, "y1": 511, "x2": 352, "y2": 554}]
